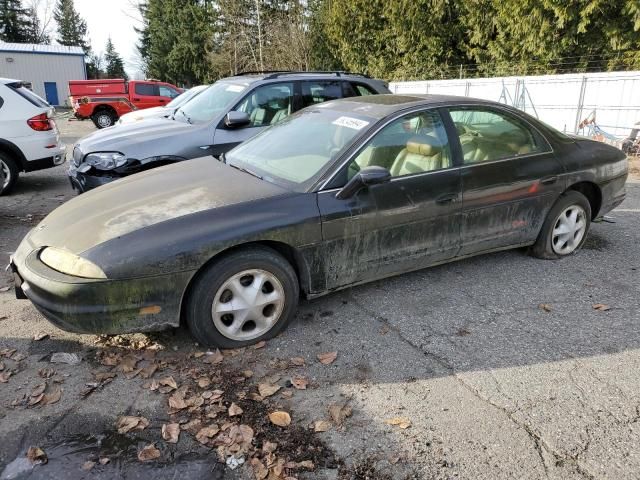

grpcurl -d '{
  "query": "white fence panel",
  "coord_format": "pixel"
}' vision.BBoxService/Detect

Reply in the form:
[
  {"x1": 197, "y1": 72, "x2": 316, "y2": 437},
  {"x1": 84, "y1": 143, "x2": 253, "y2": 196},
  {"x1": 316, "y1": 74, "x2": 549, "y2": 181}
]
[{"x1": 390, "y1": 71, "x2": 640, "y2": 138}]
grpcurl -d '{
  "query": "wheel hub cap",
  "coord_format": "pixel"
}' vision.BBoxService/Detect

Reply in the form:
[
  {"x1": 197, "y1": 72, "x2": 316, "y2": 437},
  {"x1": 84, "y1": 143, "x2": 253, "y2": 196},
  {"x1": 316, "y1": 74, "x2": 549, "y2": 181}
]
[
  {"x1": 98, "y1": 115, "x2": 111, "y2": 127},
  {"x1": 0, "y1": 160, "x2": 10, "y2": 189},
  {"x1": 211, "y1": 269, "x2": 285, "y2": 341},
  {"x1": 552, "y1": 205, "x2": 587, "y2": 255}
]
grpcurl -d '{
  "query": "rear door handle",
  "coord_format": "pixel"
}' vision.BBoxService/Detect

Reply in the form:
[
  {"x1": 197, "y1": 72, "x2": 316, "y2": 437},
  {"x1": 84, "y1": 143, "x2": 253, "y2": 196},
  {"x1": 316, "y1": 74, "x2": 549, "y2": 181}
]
[
  {"x1": 541, "y1": 176, "x2": 558, "y2": 185},
  {"x1": 436, "y1": 193, "x2": 458, "y2": 204}
]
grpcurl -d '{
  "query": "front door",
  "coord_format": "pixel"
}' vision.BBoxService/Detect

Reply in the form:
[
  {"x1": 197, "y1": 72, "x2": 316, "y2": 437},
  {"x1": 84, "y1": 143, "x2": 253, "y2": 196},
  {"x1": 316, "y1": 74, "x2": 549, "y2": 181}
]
[
  {"x1": 131, "y1": 82, "x2": 159, "y2": 110},
  {"x1": 212, "y1": 82, "x2": 295, "y2": 157},
  {"x1": 317, "y1": 108, "x2": 462, "y2": 291},
  {"x1": 447, "y1": 106, "x2": 566, "y2": 254},
  {"x1": 44, "y1": 82, "x2": 58, "y2": 105}
]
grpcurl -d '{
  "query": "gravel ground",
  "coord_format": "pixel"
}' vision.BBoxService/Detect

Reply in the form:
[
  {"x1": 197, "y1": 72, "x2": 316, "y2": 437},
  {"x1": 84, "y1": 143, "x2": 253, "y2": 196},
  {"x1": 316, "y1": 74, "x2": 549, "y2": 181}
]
[{"x1": 0, "y1": 118, "x2": 639, "y2": 479}]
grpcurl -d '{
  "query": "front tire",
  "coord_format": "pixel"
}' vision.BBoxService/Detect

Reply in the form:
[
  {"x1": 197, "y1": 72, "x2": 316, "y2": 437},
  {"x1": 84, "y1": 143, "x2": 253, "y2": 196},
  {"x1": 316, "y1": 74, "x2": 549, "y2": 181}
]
[
  {"x1": 185, "y1": 247, "x2": 299, "y2": 348},
  {"x1": 92, "y1": 110, "x2": 116, "y2": 129},
  {"x1": 0, "y1": 153, "x2": 19, "y2": 195},
  {"x1": 531, "y1": 191, "x2": 591, "y2": 259}
]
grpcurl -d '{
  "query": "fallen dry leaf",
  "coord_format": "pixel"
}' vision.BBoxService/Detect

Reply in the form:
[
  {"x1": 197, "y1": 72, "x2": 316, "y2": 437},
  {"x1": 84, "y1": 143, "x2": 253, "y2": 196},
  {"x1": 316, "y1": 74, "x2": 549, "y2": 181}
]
[
  {"x1": 158, "y1": 376, "x2": 178, "y2": 390},
  {"x1": 82, "y1": 461, "x2": 96, "y2": 471},
  {"x1": 384, "y1": 417, "x2": 412, "y2": 429},
  {"x1": 258, "y1": 383, "x2": 281, "y2": 397},
  {"x1": 290, "y1": 356, "x2": 305, "y2": 366},
  {"x1": 262, "y1": 441, "x2": 278, "y2": 454},
  {"x1": 328, "y1": 403, "x2": 352, "y2": 426},
  {"x1": 99, "y1": 457, "x2": 110, "y2": 465},
  {"x1": 0, "y1": 371, "x2": 11, "y2": 383},
  {"x1": 162, "y1": 423, "x2": 180, "y2": 443},
  {"x1": 291, "y1": 377, "x2": 308, "y2": 390},
  {"x1": 195, "y1": 424, "x2": 220, "y2": 444},
  {"x1": 251, "y1": 458, "x2": 269, "y2": 480},
  {"x1": 593, "y1": 303, "x2": 611, "y2": 311},
  {"x1": 168, "y1": 392, "x2": 188, "y2": 410},
  {"x1": 26, "y1": 446, "x2": 47, "y2": 465},
  {"x1": 38, "y1": 368, "x2": 55, "y2": 379},
  {"x1": 33, "y1": 332, "x2": 49, "y2": 341},
  {"x1": 317, "y1": 351, "x2": 337, "y2": 365},
  {"x1": 313, "y1": 420, "x2": 331, "y2": 432},
  {"x1": 139, "y1": 364, "x2": 158, "y2": 379},
  {"x1": 40, "y1": 388, "x2": 62, "y2": 406},
  {"x1": 137, "y1": 444, "x2": 161, "y2": 462},
  {"x1": 253, "y1": 340, "x2": 266, "y2": 349},
  {"x1": 241, "y1": 370, "x2": 253, "y2": 378},
  {"x1": 539, "y1": 303, "x2": 552, "y2": 312},
  {"x1": 116, "y1": 416, "x2": 150, "y2": 434},
  {"x1": 269, "y1": 411, "x2": 291, "y2": 427},
  {"x1": 197, "y1": 377, "x2": 211, "y2": 388},
  {"x1": 228, "y1": 402, "x2": 243, "y2": 417},
  {"x1": 203, "y1": 349, "x2": 224, "y2": 364},
  {"x1": 118, "y1": 355, "x2": 139, "y2": 373}
]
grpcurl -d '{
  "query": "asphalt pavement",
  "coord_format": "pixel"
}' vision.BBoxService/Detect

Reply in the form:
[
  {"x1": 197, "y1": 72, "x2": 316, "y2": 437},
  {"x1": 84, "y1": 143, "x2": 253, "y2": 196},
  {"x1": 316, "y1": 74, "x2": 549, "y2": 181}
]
[{"x1": 0, "y1": 118, "x2": 639, "y2": 479}]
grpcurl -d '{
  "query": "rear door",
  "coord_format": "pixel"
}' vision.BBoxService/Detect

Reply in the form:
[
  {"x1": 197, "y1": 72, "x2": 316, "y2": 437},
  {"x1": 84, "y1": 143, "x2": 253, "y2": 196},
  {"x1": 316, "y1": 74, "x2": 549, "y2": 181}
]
[
  {"x1": 298, "y1": 80, "x2": 343, "y2": 110},
  {"x1": 131, "y1": 82, "x2": 160, "y2": 109},
  {"x1": 446, "y1": 106, "x2": 565, "y2": 254},
  {"x1": 317, "y1": 108, "x2": 462, "y2": 290},
  {"x1": 211, "y1": 82, "x2": 295, "y2": 157}
]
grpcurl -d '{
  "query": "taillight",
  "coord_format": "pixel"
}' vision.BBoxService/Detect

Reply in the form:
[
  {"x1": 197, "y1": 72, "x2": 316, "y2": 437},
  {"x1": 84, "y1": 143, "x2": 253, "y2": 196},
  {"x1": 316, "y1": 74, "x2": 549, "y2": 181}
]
[{"x1": 27, "y1": 113, "x2": 53, "y2": 131}]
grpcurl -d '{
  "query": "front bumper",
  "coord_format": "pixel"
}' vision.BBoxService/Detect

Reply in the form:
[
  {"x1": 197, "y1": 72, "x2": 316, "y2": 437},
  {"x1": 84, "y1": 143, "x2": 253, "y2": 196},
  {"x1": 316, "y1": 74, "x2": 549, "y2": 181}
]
[
  {"x1": 10, "y1": 247, "x2": 192, "y2": 334},
  {"x1": 68, "y1": 164, "x2": 120, "y2": 193}
]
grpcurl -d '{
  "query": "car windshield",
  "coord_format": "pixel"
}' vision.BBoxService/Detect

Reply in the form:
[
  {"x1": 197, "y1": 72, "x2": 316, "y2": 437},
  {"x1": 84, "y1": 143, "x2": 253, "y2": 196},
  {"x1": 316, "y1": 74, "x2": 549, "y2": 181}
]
[
  {"x1": 175, "y1": 81, "x2": 248, "y2": 124},
  {"x1": 225, "y1": 108, "x2": 375, "y2": 190},
  {"x1": 167, "y1": 85, "x2": 207, "y2": 109}
]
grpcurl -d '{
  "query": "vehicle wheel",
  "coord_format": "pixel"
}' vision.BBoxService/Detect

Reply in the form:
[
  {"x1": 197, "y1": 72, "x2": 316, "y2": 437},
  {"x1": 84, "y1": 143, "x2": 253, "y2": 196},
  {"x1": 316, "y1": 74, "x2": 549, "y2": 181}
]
[
  {"x1": 530, "y1": 191, "x2": 591, "y2": 259},
  {"x1": 92, "y1": 110, "x2": 116, "y2": 128},
  {"x1": 185, "y1": 246, "x2": 299, "y2": 348},
  {"x1": 0, "y1": 153, "x2": 19, "y2": 195}
]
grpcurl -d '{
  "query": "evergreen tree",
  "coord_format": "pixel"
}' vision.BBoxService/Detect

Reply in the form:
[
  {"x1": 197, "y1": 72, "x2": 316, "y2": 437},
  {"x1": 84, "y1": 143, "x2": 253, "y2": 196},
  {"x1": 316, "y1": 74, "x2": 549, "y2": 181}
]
[
  {"x1": 23, "y1": 5, "x2": 50, "y2": 43},
  {"x1": 134, "y1": 0, "x2": 151, "y2": 76},
  {"x1": 53, "y1": 0, "x2": 88, "y2": 50},
  {"x1": 0, "y1": 0, "x2": 32, "y2": 42},
  {"x1": 104, "y1": 37, "x2": 128, "y2": 79}
]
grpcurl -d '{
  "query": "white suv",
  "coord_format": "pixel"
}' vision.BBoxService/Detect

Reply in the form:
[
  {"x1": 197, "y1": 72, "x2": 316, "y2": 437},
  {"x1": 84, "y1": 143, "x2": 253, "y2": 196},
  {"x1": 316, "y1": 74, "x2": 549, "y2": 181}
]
[{"x1": 0, "y1": 78, "x2": 65, "y2": 195}]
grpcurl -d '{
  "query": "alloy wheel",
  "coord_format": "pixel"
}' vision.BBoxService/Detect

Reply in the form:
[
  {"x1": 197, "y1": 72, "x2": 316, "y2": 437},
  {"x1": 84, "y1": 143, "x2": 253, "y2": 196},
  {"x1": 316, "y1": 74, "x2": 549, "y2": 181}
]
[
  {"x1": 0, "y1": 160, "x2": 10, "y2": 189},
  {"x1": 97, "y1": 114, "x2": 112, "y2": 128},
  {"x1": 211, "y1": 269, "x2": 285, "y2": 341},
  {"x1": 551, "y1": 205, "x2": 587, "y2": 255}
]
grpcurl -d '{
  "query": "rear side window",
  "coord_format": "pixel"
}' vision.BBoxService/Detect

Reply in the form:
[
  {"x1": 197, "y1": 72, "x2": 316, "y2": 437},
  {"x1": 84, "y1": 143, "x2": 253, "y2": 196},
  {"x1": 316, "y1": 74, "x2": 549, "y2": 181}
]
[
  {"x1": 135, "y1": 83, "x2": 158, "y2": 96},
  {"x1": 7, "y1": 82, "x2": 49, "y2": 108},
  {"x1": 449, "y1": 108, "x2": 547, "y2": 164},
  {"x1": 351, "y1": 83, "x2": 376, "y2": 96},
  {"x1": 299, "y1": 81, "x2": 342, "y2": 109}
]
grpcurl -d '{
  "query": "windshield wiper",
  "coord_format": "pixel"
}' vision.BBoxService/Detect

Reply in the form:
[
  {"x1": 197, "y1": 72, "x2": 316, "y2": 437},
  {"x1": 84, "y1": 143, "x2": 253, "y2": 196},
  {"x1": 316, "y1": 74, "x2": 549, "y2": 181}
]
[{"x1": 228, "y1": 163, "x2": 263, "y2": 180}]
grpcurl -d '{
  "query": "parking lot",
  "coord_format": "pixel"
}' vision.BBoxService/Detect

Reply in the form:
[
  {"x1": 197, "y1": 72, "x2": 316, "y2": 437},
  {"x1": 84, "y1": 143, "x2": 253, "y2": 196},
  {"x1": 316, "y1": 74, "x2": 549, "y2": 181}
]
[{"x1": 1, "y1": 118, "x2": 639, "y2": 479}]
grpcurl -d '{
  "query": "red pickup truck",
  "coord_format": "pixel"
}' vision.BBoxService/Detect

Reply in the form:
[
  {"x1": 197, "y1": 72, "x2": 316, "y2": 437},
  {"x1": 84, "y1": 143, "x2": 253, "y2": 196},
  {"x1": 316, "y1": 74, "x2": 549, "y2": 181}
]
[{"x1": 69, "y1": 79, "x2": 183, "y2": 128}]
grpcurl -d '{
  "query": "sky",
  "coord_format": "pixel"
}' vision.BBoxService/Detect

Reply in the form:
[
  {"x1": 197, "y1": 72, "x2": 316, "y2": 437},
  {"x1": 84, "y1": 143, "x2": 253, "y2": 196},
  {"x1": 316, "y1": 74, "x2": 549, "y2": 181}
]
[{"x1": 40, "y1": 0, "x2": 142, "y2": 78}]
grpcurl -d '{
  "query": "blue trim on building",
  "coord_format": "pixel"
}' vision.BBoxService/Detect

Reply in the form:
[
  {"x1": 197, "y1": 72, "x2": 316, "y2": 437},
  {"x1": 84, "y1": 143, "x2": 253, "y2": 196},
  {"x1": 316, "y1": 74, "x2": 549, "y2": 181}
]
[{"x1": 0, "y1": 49, "x2": 85, "y2": 57}]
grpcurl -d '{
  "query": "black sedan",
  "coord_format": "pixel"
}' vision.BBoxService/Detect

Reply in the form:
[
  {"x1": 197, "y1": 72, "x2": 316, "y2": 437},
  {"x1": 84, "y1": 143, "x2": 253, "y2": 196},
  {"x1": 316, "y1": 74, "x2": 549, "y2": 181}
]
[{"x1": 10, "y1": 95, "x2": 628, "y2": 347}]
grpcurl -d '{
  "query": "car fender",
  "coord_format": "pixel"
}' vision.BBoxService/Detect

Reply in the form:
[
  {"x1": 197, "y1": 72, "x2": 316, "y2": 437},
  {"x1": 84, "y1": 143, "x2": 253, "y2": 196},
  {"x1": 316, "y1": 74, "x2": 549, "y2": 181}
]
[{"x1": 0, "y1": 138, "x2": 28, "y2": 170}]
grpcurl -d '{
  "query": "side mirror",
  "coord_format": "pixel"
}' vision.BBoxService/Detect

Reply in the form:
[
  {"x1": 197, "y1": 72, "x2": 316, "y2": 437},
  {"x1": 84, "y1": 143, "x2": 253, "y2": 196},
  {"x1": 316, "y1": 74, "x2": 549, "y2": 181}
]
[
  {"x1": 335, "y1": 166, "x2": 391, "y2": 200},
  {"x1": 225, "y1": 111, "x2": 250, "y2": 128}
]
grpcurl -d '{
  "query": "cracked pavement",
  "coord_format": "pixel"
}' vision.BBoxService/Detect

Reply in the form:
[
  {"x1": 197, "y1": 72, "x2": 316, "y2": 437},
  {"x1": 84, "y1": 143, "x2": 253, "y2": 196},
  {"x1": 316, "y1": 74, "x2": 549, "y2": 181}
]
[{"x1": 0, "y1": 119, "x2": 639, "y2": 479}]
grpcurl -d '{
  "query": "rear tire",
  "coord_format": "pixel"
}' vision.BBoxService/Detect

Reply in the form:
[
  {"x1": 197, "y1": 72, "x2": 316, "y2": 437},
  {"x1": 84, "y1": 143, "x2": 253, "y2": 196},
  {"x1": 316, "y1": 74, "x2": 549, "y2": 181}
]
[
  {"x1": 92, "y1": 110, "x2": 116, "y2": 128},
  {"x1": 185, "y1": 246, "x2": 299, "y2": 348},
  {"x1": 530, "y1": 191, "x2": 591, "y2": 259},
  {"x1": 0, "y1": 153, "x2": 19, "y2": 195}
]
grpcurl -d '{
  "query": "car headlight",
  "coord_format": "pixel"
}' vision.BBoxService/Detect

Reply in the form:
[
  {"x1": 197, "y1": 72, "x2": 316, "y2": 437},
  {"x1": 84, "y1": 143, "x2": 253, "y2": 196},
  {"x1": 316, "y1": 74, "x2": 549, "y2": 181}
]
[
  {"x1": 85, "y1": 152, "x2": 127, "y2": 170},
  {"x1": 40, "y1": 247, "x2": 107, "y2": 279}
]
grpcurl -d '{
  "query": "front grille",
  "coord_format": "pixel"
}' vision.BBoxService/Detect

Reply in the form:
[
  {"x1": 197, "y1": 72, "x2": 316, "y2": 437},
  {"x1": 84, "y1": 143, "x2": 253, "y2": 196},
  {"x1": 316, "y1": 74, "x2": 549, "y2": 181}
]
[{"x1": 72, "y1": 146, "x2": 82, "y2": 166}]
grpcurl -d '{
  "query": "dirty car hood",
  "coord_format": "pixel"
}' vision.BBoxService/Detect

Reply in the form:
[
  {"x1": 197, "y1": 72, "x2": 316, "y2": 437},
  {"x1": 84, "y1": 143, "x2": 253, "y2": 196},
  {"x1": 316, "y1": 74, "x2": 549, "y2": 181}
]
[
  {"x1": 77, "y1": 118, "x2": 195, "y2": 153},
  {"x1": 25, "y1": 157, "x2": 289, "y2": 254}
]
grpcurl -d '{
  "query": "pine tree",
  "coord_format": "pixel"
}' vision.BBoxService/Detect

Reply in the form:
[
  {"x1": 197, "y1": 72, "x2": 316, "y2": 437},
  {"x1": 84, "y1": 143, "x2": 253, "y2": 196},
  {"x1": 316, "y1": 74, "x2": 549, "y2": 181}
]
[
  {"x1": 53, "y1": 0, "x2": 88, "y2": 50},
  {"x1": 104, "y1": 37, "x2": 128, "y2": 79},
  {"x1": 134, "y1": 0, "x2": 151, "y2": 76},
  {"x1": 0, "y1": 0, "x2": 32, "y2": 42}
]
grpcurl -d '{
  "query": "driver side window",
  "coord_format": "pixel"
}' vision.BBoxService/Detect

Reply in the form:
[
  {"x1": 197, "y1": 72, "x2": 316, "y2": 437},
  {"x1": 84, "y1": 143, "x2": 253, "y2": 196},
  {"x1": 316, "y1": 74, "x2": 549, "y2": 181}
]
[
  {"x1": 346, "y1": 109, "x2": 451, "y2": 181},
  {"x1": 235, "y1": 83, "x2": 294, "y2": 127}
]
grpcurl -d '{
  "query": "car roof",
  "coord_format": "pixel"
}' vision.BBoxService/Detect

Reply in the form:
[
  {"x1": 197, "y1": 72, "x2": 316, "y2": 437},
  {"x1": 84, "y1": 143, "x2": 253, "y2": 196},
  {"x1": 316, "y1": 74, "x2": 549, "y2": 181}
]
[
  {"x1": 319, "y1": 94, "x2": 514, "y2": 119},
  {"x1": 0, "y1": 77, "x2": 20, "y2": 85},
  {"x1": 219, "y1": 71, "x2": 378, "y2": 84}
]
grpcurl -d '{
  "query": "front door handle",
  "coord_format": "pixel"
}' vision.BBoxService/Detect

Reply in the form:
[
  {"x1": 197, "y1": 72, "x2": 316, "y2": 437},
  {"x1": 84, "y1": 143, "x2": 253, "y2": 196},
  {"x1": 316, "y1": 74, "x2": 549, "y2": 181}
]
[
  {"x1": 541, "y1": 175, "x2": 558, "y2": 185},
  {"x1": 133, "y1": 97, "x2": 141, "y2": 101},
  {"x1": 436, "y1": 193, "x2": 458, "y2": 204}
]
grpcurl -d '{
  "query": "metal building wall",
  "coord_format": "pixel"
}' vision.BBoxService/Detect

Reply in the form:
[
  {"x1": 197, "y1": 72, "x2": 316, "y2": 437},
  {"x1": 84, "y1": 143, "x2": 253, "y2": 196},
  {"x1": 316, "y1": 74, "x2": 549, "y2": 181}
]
[
  {"x1": 390, "y1": 71, "x2": 640, "y2": 139},
  {"x1": 0, "y1": 51, "x2": 86, "y2": 106}
]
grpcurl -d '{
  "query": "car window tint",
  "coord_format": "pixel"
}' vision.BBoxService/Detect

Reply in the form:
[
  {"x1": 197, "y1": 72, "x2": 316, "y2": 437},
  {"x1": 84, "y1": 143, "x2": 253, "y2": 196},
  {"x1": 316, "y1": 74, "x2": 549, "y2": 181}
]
[
  {"x1": 352, "y1": 83, "x2": 376, "y2": 96},
  {"x1": 159, "y1": 86, "x2": 179, "y2": 98},
  {"x1": 235, "y1": 82, "x2": 294, "y2": 126},
  {"x1": 300, "y1": 81, "x2": 342, "y2": 108},
  {"x1": 135, "y1": 83, "x2": 157, "y2": 96},
  {"x1": 449, "y1": 108, "x2": 542, "y2": 164},
  {"x1": 346, "y1": 109, "x2": 451, "y2": 181}
]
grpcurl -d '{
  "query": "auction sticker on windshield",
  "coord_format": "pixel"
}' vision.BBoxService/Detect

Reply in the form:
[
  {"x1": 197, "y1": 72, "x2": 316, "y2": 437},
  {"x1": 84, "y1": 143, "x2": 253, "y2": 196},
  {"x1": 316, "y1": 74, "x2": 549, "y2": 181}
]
[{"x1": 332, "y1": 116, "x2": 369, "y2": 130}]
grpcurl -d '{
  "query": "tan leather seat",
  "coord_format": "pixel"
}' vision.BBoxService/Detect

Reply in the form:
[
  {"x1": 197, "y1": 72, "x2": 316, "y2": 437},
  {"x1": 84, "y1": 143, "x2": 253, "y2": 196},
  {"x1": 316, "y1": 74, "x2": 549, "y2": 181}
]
[{"x1": 390, "y1": 136, "x2": 448, "y2": 176}]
